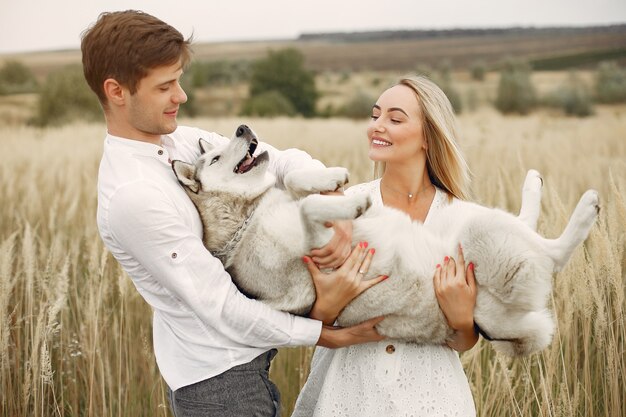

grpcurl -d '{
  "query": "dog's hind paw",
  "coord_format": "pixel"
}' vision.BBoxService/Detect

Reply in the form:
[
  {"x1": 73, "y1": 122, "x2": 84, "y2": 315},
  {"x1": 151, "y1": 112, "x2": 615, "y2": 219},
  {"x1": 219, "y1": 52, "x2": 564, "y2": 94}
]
[
  {"x1": 523, "y1": 169, "x2": 543, "y2": 191},
  {"x1": 577, "y1": 189, "x2": 600, "y2": 223},
  {"x1": 518, "y1": 169, "x2": 543, "y2": 231}
]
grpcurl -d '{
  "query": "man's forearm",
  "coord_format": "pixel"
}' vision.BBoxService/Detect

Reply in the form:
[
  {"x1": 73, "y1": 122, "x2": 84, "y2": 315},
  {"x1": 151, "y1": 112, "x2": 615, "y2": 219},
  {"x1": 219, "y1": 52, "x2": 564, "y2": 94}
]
[
  {"x1": 309, "y1": 302, "x2": 340, "y2": 326},
  {"x1": 316, "y1": 317, "x2": 385, "y2": 348},
  {"x1": 446, "y1": 324, "x2": 479, "y2": 352}
]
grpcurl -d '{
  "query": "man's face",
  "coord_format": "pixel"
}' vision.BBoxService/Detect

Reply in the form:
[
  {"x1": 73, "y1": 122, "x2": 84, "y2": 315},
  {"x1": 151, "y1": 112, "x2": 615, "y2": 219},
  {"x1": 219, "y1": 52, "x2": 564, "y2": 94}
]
[{"x1": 123, "y1": 60, "x2": 187, "y2": 142}]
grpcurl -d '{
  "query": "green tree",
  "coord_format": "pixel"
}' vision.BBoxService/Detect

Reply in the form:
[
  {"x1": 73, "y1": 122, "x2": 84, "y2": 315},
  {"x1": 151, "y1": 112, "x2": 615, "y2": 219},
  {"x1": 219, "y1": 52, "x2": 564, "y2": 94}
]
[
  {"x1": 33, "y1": 65, "x2": 102, "y2": 126},
  {"x1": 470, "y1": 60, "x2": 487, "y2": 81},
  {"x1": 595, "y1": 61, "x2": 626, "y2": 103},
  {"x1": 432, "y1": 71, "x2": 463, "y2": 114},
  {"x1": 545, "y1": 71, "x2": 594, "y2": 117},
  {"x1": 336, "y1": 89, "x2": 377, "y2": 119},
  {"x1": 0, "y1": 60, "x2": 38, "y2": 95},
  {"x1": 240, "y1": 90, "x2": 297, "y2": 117},
  {"x1": 187, "y1": 60, "x2": 250, "y2": 88},
  {"x1": 495, "y1": 59, "x2": 536, "y2": 115},
  {"x1": 246, "y1": 49, "x2": 318, "y2": 117}
]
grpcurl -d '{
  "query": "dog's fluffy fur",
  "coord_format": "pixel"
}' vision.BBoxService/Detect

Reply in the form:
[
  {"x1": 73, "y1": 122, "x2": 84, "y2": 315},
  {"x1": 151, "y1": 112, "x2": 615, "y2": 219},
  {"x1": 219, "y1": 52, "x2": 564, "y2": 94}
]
[{"x1": 172, "y1": 125, "x2": 599, "y2": 356}]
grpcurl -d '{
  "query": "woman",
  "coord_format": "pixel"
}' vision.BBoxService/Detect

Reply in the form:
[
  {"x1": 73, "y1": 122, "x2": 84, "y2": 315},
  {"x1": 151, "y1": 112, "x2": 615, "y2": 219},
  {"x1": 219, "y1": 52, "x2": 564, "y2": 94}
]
[{"x1": 294, "y1": 75, "x2": 478, "y2": 416}]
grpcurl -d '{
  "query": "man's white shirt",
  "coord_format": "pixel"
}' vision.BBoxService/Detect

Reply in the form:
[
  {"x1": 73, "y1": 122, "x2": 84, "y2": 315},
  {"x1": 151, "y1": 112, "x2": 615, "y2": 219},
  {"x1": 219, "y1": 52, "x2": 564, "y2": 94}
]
[{"x1": 97, "y1": 126, "x2": 323, "y2": 390}]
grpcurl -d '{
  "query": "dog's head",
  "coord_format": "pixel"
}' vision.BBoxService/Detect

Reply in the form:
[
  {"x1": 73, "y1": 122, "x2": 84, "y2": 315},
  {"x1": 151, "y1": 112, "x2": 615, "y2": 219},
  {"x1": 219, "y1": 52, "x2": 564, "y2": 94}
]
[{"x1": 172, "y1": 124, "x2": 276, "y2": 199}]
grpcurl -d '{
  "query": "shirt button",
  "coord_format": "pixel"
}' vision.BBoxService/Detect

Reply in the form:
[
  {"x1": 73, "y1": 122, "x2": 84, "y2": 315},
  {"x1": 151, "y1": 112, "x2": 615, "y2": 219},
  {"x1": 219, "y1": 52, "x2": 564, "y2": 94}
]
[
  {"x1": 171, "y1": 252, "x2": 177, "y2": 259},
  {"x1": 385, "y1": 344, "x2": 395, "y2": 354},
  {"x1": 158, "y1": 149, "x2": 164, "y2": 155}
]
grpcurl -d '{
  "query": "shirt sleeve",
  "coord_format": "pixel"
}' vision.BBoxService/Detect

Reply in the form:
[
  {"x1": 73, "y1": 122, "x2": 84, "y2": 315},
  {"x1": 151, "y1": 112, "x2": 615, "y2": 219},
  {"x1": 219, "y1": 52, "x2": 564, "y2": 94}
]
[{"x1": 107, "y1": 179, "x2": 322, "y2": 347}]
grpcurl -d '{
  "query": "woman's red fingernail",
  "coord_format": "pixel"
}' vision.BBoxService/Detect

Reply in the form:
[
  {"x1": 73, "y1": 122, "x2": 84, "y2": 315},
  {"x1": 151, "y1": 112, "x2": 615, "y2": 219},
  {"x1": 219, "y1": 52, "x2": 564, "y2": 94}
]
[
  {"x1": 444, "y1": 256, "x2": 449, "y2": 263},
  {"x1": 436, "y1": 264, "x2": 441, "y2": 268},
  {"x1": 302, "y1": 256, "x2": 310, "y2": 263},
  {"x1": 382, "y1": 275, "x2": 389, "y2": 280},
  {"x1": 369, "y1": 248, "x2": 375, "y2": 255},
  {"x1": 469, "y1": 262, "x2": 474, "y2": 271},
  {"x1": 363, "y1": 241, "x2": 369, "y2": 248}
]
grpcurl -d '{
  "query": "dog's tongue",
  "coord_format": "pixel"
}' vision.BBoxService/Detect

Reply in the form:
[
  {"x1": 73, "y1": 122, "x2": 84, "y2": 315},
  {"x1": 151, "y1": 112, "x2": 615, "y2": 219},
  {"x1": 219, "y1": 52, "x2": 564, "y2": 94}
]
[{"x1": 238, "y1": 155, "x2": 255, "y2": 173}]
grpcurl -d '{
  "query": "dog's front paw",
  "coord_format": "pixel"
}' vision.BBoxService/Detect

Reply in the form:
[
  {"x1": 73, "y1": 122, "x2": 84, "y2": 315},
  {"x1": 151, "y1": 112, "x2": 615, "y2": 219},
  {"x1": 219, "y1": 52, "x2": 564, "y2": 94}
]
[
  {"x1": 351, "y1": 193, "x2": 372, "y2": 218},
  {"x1": 309, "y1": 167, "x2": 350, "y2": 193}
]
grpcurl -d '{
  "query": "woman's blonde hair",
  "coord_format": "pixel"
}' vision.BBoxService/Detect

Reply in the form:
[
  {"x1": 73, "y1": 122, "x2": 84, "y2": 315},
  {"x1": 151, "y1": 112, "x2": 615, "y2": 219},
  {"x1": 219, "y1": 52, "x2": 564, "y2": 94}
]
[{"x1": 373, "y1": 75, "x2": 471, "y2": 201}]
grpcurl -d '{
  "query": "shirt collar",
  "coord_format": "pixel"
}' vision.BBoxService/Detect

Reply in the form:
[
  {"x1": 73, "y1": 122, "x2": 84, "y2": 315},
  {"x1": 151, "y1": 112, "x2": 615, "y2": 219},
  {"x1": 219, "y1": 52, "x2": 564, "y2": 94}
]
[{"x1": 105, "y1": 133, "x2": 177, "y2": 165}]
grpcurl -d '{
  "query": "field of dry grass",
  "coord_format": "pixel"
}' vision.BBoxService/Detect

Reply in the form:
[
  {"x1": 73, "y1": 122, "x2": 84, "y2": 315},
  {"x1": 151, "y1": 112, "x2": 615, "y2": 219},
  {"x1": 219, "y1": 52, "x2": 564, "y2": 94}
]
[{"x1": 1, "y1": 103, "x2": 625, "y2": 416}]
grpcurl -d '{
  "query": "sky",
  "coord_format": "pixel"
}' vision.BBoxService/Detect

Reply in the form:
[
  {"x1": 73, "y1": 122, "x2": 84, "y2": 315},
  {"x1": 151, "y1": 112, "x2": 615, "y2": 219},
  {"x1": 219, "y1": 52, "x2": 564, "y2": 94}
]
[{"x1": 1, "y1": 0, "x2": 625, "y2": 54}]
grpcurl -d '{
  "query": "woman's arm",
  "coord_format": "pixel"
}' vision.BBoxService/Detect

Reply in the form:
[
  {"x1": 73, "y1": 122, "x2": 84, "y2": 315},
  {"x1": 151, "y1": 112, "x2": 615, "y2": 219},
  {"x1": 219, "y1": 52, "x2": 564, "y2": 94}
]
[{"x1": 434, "y1": 244, "x2": 479, "y2": 352}]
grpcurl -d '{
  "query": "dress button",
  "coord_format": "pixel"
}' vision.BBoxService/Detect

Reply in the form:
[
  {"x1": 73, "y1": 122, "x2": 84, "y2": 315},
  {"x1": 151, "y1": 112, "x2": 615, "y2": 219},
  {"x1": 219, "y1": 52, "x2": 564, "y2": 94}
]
[
  {"x1": 385, "y1": 344, "x2": 395, "y2": 354},
  {"x1": 158, "y1": 149, "x2": 163, "y2": 155},
  {"x1": 171, "y1": 252, "x2": 177, "y2": 259}
]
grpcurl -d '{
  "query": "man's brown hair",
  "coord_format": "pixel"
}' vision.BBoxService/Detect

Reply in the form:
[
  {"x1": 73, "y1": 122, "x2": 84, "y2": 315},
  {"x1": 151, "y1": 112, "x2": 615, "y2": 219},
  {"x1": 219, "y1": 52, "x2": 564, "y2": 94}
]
[{"x1": 81, "y1": 10, "x2": 192, "y2": 105}]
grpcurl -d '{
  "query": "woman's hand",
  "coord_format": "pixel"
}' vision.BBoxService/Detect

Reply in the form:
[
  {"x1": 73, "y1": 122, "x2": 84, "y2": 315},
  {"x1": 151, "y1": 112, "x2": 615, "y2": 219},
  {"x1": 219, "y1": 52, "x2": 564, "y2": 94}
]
[
  {"x1": 307, "y1": 242, "x2": 388, "y2": 325},
  {"x1": 433, "y1": 243, "x2": 478, "y2": 352}
]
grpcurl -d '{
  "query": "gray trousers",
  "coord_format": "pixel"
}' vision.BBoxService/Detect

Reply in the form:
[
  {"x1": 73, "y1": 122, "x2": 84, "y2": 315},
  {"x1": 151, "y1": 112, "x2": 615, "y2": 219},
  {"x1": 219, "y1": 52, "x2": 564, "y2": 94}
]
[{"x1": 167, "y1": 350, "x2": 281, "y2": 417}]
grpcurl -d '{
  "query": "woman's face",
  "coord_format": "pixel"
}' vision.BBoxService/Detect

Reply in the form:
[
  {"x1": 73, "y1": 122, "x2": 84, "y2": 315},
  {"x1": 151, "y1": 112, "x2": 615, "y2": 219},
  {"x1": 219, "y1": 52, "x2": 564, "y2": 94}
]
[{"x1": 367, "y1": 84, "x2": 427, "y2": 165}]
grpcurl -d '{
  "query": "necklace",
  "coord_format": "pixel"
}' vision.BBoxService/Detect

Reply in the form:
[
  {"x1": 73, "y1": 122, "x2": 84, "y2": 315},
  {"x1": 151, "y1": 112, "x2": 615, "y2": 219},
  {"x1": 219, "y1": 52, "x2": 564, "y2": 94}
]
[{"x1": 382, "y1": 179, "x2": 433, "y2": 201}]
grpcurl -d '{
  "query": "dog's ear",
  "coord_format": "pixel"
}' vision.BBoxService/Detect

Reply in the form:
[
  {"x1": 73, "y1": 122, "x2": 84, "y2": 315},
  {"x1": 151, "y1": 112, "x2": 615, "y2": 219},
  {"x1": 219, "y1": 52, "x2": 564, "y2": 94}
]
[
  {"x1": 172, "y1": 160, "x2": 200, "y2": 193},
  {"x1": 199, "y1": 138, "x2": 214, "y2": 155}
]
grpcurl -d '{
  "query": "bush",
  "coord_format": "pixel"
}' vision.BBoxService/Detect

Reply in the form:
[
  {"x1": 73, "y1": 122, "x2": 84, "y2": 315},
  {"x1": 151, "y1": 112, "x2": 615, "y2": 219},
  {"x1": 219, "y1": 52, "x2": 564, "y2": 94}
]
[
  {"x1": 470, "y1": 60, "x2": 487, "y2": 81},
  {"x1": 33, "y1": 65, "x2": 102, "y2": 126},
  {"x1": 439, "y1": 79, "x2": 463, "y2": 114},
  {"x1": 248, "y1": 49, "x2": 318, "y2": 117},
  {"x1": 0, "y1": 60, "x2": 38, "y2": 95},
  {"x1": 339, "y1": 72, "x2": 351, "y2": 84},
  {"x1": 178, "y1": 72, "x2": 199, "y2": 117},
  {"x1": 495, "y1": 59, "x2": 537, "y2": 115},
  {"x1": 187, "y1": 60, "x2": 250, "y2": 88},
  {"x1": 437, "y1": 60, "x2": 453, "y2": 80},
  {"x1": 595, "y1": 61, "x2": 626, "y2": 103},
  {"x1": 432, "y1": 72, "x2": 463, "y2": 114},
  {"x1": 240, "y1": 90, "x2": 297, "y2": 117},
  {"x1": 465, "y1": 88, "x2": 479, "y2": 112},
  {"x1": 336, "y1": 90, "x2": 377, "y2": 119},
  {"x1": 544, "y1": 72, "x2": 594, "y2": 117}
]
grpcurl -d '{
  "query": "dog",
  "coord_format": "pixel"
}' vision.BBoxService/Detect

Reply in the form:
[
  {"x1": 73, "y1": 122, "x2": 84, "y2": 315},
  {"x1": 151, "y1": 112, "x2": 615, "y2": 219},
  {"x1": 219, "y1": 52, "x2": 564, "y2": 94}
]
[{"x1": 172, "y1": 124, "x2": 599, "y2": 356}]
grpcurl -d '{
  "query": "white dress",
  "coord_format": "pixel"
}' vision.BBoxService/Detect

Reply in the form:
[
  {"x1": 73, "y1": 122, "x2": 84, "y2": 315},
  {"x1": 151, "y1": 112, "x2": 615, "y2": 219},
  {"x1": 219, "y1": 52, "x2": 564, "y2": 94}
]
[{"x1": 293, "y1": 180, "x2": 476, "y2": 417}]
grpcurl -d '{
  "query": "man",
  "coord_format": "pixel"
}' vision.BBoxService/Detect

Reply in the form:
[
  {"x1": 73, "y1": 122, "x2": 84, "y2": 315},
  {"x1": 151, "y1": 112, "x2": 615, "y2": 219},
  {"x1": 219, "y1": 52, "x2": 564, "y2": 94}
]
[{"x1": 81, "y1": 10, "x2": 383, "y2": 417}]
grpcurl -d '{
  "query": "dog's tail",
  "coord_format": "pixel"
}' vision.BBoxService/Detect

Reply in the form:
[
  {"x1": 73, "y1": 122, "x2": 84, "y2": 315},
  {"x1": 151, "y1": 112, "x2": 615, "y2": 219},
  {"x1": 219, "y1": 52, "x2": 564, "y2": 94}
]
[{"x1": 489, "y1": 310, "x2": 555, "y2": 356}]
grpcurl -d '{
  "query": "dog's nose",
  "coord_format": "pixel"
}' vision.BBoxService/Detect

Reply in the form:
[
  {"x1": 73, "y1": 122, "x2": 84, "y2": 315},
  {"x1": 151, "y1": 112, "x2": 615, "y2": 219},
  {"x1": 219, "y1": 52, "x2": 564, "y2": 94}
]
[{"x1": 236, "y1": 125, "x2": 250, "y2": 137}]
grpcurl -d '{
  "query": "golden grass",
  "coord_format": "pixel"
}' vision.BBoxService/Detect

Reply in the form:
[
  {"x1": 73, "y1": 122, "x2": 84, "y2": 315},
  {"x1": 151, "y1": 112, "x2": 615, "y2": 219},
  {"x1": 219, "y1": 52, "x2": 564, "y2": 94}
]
[{"x1": 1, "y1": 106, "x2": 625, "y2": 416}]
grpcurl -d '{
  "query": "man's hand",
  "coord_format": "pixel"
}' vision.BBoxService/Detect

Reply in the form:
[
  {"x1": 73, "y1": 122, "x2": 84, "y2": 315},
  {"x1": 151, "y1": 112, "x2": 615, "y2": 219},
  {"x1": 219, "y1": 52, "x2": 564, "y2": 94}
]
[
  {"x1": 317, "y1": 316, "x2": 386, "y2": 348},
  {"x1": 307, "y1": 243, "x2": 388, "y2": 325},
  {"x1": 309, "y1": 220, "x2": 353, "y2": 269}
]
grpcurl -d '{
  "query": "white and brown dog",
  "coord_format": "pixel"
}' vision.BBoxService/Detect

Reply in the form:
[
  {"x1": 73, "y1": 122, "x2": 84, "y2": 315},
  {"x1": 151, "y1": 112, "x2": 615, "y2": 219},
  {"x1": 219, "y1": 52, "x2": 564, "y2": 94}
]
[{"x1": 172, "y1": 124, "x2": 599, "y2": 356}]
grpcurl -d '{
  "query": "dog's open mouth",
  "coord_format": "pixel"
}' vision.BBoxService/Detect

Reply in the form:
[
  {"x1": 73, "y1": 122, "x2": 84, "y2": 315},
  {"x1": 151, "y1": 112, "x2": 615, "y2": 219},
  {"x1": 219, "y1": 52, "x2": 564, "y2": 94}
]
[{"x1": 234, "y1": 138, "x2": 259, "y2": 174}]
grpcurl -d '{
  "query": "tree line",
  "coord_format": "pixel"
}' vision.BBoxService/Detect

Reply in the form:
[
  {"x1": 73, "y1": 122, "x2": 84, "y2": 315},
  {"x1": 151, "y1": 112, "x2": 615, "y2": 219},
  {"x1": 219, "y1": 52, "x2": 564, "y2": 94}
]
[{"x1": 1, "y1": 48, "x2": 626, "y2": 126}]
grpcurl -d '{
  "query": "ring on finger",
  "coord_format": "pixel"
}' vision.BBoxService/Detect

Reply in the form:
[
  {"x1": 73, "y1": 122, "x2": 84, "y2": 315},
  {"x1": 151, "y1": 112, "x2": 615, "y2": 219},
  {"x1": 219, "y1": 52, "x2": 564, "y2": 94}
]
[{"x1": 358, "y1": 269, "x2": 366, "y2": 274}]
